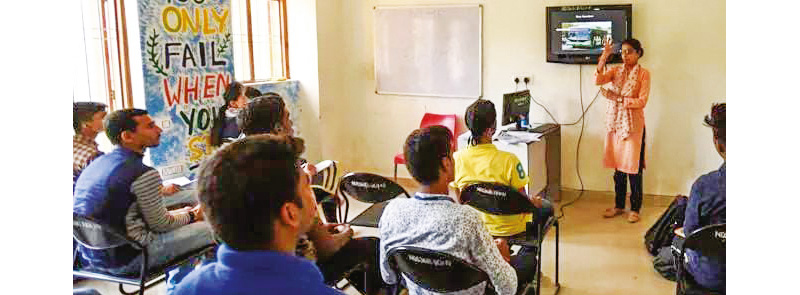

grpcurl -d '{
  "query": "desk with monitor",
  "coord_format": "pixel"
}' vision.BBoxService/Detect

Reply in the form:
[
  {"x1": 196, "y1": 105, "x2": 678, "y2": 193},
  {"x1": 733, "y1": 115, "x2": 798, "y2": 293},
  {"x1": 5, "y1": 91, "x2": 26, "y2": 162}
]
[
  {"x1": 458, "y1": 90, "x2": 561, "y2": 201},
  {"x1": 456, "y1": 123, "x2": 561, "y2": 202}
]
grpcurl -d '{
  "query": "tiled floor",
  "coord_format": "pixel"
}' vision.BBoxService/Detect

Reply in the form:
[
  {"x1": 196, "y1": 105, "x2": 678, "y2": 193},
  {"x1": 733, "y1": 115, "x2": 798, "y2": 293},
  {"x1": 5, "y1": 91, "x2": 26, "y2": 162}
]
[{"x1": 75, "y1": 179, "x2": 678, "y2": 295}]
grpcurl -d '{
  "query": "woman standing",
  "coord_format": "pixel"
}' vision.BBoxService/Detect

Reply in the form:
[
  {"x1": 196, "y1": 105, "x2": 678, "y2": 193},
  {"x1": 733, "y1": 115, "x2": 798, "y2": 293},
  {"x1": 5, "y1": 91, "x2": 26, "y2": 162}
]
[{"x1": 595, "y1": 38, "x2": 651, "y2": 223}]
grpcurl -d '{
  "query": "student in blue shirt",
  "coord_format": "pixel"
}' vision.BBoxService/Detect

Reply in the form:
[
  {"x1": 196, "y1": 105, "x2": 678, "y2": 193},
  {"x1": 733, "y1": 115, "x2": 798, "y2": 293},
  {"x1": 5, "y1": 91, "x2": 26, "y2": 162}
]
[
  {"x1": 173, "y1": 134, "x2": 343, "y2": 295},
  {"x1": 682, "y1": 103, "x2": 726, "y2": 292}
]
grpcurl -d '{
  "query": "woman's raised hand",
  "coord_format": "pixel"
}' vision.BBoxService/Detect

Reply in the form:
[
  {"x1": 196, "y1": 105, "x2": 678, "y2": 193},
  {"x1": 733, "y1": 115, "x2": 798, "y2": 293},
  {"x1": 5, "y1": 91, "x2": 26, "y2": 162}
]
[{"x1": 602, "y1": 36, "x2": 613, "y2": 57}]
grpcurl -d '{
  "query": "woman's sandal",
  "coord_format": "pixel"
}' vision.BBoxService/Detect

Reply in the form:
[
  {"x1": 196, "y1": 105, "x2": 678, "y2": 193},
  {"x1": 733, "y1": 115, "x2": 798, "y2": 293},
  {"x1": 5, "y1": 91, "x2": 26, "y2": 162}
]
[
  {"x1": 627, "y1": 212, "x2": 641, "y2": 223},
  {"x1": 603, "y1": 208, "x2": 625, "y2": 218}
]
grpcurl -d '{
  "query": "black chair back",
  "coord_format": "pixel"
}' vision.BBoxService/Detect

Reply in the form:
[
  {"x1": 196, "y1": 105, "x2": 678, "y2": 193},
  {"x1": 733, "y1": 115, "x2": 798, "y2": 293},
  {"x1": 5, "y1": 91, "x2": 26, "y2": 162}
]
[
  {"x1": 682, "y1": 223, "x2": 726, "y2": 261},
  {"x1": 388, "y1": 246, "x2": 495, "y2": 294},
  {"x1": 338, "y1": 172, "x2": 410, "y2": 203},
  {"x1": 460, "y1": 183, "x2": 534, "y2": 215},
  {"x1": 73, "y1": 214, "x2": 141, "y2": 250}
]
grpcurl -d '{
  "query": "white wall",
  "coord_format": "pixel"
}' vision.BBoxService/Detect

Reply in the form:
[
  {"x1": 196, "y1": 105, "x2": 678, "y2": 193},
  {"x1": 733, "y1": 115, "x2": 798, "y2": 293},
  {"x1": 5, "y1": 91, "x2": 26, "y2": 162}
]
[
  {"x1": 309, "y1": 0, "x2": 726, "y2": 196},
  {"x1": 286, "y1": 0, "x2": 323, "y2": 163}
]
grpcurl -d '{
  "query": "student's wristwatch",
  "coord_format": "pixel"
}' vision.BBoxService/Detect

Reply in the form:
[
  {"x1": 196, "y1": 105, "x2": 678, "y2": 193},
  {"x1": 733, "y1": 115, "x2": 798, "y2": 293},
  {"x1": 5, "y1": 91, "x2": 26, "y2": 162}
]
[{"x1": 188, "y1": 211, "x2": 196, "y2": 223}]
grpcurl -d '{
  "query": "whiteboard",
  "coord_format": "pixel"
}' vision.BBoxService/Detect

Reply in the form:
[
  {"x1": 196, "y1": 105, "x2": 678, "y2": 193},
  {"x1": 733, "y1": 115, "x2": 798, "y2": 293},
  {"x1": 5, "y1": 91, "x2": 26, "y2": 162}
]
[{"x1": 374, "y1": 5, "x2": 482, "y2": 98}]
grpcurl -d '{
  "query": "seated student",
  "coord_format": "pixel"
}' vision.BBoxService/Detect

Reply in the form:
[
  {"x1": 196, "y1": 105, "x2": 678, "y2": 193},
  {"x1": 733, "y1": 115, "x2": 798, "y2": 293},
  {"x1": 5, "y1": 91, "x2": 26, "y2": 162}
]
[
  {"x1": 73, "y1": 109, "x2": 215, "y2": 275},
  {"x1": 173, "y1": 134, "x2": 343, "y2": 295},
  {"x1": 208, "y1": 81, "x2": 262, "y2": 148},
  {"x1": 682, "y1": 103, "x2": 726, "y2": 291},
  {"x1": 73, "y1": 102, "x2": 108, "y2": 190},
  {"x1": 237, "y1": 94, "x2": 385, "y2": 295},
  {"x1": 452, "y1": 99, "x2": 554, "y2": 288},
  {"x1": 380, "y1": 126, "x2": 517, "y2": 295}
]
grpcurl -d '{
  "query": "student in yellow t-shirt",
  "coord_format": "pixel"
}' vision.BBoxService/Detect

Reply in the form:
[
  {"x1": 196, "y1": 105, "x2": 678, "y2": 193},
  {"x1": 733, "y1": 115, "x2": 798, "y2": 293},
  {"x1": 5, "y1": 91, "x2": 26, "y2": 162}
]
[{"x1": 453, "y1": 99, "x2": 554, "y2": 288}]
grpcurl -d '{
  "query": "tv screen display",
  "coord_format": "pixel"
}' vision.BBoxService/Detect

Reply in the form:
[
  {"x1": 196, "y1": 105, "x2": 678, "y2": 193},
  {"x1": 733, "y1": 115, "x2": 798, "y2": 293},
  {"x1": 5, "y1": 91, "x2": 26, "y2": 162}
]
[{"x1": 547, "y1": 5, "x2": 632, "y2": 64}]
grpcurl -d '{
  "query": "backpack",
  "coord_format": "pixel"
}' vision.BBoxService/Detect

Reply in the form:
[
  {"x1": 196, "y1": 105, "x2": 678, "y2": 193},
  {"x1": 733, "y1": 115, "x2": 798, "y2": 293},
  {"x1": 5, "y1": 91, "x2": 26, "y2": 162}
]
[
  {"x1": 653, "y1": 246, "x2": 677, "y2": 281},
  {"x1": 644, "y1": 195, "x2": 688, "y2": 256}
]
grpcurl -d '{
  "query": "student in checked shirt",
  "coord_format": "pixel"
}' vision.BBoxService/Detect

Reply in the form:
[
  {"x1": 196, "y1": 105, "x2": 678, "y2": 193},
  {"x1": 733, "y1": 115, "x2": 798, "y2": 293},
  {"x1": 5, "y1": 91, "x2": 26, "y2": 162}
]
[
  {"x1": 379, "y1": 126, "x2": 517, "y2": 295},
  {"x1": 73, "y1": 102, "x2": 107, "y2": 190}
]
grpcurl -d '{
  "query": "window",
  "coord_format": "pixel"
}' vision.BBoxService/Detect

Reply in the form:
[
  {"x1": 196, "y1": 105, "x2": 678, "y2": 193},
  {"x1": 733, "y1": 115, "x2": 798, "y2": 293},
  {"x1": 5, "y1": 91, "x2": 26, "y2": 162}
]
[
  {"x1": 231, "y1": 0, "x2": 289, "y2": 82},
  {"x1": 74, "y1": 0, "x2": 289, "y2": 109},
  {"x1": 75, "y1": 0, "x2": 134, "y2": 110}
]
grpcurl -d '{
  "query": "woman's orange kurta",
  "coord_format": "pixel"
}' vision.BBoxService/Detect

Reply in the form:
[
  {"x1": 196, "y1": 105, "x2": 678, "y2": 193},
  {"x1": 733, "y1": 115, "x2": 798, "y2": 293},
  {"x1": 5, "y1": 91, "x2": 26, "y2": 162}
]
[{"x1": 596, "y1": 65, "x2": 651, "y2": 174}]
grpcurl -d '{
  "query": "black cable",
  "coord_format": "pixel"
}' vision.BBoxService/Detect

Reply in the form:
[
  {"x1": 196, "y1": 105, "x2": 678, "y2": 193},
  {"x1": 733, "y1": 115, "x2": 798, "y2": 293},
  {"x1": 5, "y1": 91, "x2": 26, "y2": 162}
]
[
  {"x1": 529, "y1": 88, "x2": 601, "y2": 126},
  {"x1": 556, "y1": 65, "x2": 589, "y2": 219},
  {"x1": 523, "y1": 65, "x2": 603, "y2": 219}
]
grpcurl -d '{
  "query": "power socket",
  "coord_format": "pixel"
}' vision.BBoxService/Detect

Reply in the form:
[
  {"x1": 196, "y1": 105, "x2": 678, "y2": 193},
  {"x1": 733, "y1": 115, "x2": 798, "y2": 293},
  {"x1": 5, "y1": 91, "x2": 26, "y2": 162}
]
[{"x1": 515, "y1": 73, "x2": 533, "y2": 87}]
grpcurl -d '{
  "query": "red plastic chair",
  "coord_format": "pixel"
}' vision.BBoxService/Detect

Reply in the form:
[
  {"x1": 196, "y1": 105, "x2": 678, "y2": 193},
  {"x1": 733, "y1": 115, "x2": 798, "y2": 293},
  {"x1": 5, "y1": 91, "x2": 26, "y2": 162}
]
[{"x1": 394, "y1": 113, "x2": 457, "y2": 181}]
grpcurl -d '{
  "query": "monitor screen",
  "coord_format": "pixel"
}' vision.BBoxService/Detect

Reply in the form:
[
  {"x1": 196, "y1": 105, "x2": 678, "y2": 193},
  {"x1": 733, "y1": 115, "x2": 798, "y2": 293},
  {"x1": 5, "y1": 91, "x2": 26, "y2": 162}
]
[
  {"x1": 502, "y1": 90, "x2": 531, "y2": 126},
  {"x1": 546, "y1": 5, "x2": 632, "y2": 64}
]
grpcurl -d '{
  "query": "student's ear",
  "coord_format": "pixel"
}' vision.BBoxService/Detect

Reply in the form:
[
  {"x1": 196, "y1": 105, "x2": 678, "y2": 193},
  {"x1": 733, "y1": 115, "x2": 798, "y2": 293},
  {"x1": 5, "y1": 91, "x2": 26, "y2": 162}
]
[
  {"x1": 441, "y1": 155, "x2": 454, "y2": 177},
  {"x1": 279, "y1": 202, "x2": 301, "y2": 229},
  {"x1": 120, "y1": 130, "x2": 135, "y2": 144},
  {"x1": 483, "y1": 127, "x2": 495, "y2": 138}
]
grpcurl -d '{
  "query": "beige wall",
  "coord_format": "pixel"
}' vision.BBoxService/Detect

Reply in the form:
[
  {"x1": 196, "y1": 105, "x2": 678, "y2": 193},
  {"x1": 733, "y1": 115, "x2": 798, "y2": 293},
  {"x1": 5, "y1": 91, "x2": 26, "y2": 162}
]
[
  {"x1": 296, "y1": 0, "x2": 725, "y2": 196},
  {"x1": 286, "y1": 0, "x2": 323, "y2": 163}
]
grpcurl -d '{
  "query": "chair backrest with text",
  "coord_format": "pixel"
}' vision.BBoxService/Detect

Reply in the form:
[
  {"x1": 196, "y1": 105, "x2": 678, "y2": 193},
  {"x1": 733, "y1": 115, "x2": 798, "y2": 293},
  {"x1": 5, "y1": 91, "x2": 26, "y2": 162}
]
[
  {"x1": 677, "y1": 223, "x2": 726, "y2": 295},
  {"x1": 73, "y1": 214, "x2": 141, "y2": 251},
  {"x1": 388, "y1": 246, "x2": 495, "y2": 294},
  {"x1": 460, "y1": 182, "x2": 534, "y2": 215},
  {"x1": 682, "y1": 223, "x2": 726, "y2": 262},
  {"x1": 339, "y1": 172, "x2": 411, "y2": 203}
]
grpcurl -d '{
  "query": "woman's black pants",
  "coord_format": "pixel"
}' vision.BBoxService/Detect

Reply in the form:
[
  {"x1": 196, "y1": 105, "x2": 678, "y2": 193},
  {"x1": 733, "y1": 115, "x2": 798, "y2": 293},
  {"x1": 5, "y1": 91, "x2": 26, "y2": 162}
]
[{"x1": 614, "y1": 129, "x2": 645, "y2": 213}]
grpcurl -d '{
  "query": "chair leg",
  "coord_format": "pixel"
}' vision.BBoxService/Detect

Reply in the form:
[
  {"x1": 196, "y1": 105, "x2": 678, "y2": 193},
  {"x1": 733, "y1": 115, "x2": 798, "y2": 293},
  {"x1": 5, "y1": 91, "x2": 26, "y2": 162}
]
[
  {"x1": 139, "y1": 251, "x2": 148, "y2": 295},
  {"x1": 394, "y1": 163, "x2": 398, "y2": 182},
  {"x1": 554, "y1": 221, "x2": 560, "y2": 295}
]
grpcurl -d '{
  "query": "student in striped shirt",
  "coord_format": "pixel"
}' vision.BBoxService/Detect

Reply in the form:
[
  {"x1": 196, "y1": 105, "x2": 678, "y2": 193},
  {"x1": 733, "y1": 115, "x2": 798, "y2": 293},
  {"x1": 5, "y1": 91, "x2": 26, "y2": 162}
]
[{"x1": 74, "y1": 109, "x2": 215, "y2": 275}]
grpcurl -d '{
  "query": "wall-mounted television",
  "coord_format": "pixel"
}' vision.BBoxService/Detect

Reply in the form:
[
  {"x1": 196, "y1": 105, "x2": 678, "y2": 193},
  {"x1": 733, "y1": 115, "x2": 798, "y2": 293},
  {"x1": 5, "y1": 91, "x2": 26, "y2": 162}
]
[{"x1": 546, "y1": 4, "x2": 632, "y2": 64}]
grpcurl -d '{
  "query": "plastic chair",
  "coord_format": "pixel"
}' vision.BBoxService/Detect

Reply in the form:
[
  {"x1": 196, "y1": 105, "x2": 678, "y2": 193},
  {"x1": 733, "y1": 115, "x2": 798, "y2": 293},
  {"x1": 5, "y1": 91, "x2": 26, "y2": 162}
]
[
  {"x1": 311, "y1": 160, "x2": 341, "y2": 223},
  {"x1": 72, "y1": 214, "x2": 216, "y2": 295},
  {"x1": 460, "y1": 183, "x2": 560, "y2": 295},
  {"x1": 336, "y1": 172, "x2": 411, "y2": 227},
  {"x1": 388, "y1": 246, "x2": 496, "y2": 295},
  {"x1": 394, "y1": 113, "x2": 457, "y2": 181},
  {"x1": 674, "y1": 224, "x2": 726, "y2": 295}
]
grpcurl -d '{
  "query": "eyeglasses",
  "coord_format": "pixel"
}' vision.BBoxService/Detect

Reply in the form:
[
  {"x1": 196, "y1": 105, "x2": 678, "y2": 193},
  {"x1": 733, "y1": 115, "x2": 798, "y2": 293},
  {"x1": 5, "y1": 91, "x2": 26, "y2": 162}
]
[{"x1": 620, "y1": 49, "x2": 638, "y2": 55}]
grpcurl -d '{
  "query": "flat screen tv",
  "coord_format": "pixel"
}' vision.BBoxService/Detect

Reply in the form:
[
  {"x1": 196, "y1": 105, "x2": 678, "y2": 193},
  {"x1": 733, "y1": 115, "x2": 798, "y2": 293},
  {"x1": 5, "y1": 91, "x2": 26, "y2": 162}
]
[{"x1": 546, "y1": 4, "x2": 632, "y2": 64}]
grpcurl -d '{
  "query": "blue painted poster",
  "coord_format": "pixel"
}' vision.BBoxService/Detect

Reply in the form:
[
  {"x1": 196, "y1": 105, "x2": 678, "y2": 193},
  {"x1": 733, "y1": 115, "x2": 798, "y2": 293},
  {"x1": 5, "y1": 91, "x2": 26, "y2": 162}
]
[{"x1": 137, "y1": 0, "x2": 233, "y2": 179}]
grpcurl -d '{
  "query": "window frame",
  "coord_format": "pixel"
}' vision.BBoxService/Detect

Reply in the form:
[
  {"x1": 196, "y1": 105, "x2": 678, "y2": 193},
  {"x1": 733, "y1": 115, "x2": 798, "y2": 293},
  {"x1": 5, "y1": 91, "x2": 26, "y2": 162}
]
[
  {"x1": 78, "y1": 0, "x2": 289, "y2": 110},
  {"x1": 239, "y1": 0, "x2": 290, "y2": 82}
]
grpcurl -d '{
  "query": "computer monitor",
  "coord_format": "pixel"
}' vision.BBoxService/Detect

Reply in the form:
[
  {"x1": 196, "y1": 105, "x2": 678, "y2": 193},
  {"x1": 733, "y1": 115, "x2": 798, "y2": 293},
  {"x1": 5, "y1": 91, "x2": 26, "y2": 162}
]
[{"x1": 502, "y1": 90, "x2": 531, "y2": 127}]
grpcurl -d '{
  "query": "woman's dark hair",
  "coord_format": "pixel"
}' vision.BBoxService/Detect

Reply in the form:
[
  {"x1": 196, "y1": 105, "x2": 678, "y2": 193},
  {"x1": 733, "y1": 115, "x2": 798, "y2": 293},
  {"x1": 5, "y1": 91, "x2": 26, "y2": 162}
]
[
  {"x1": 210, "y1": 81, "x2": 252, "y2": 147},
  {"x1": 245, "y1": 87, "x2": 263, "y2": 98},
  {"x1": 238, "y1": 93, "x2": 287, "y2": 136},
  {"x1": 621, "y1": 38, "x2": 644, "y2": 58},
  {"x1": 197, "y1": 134, "x2": 306, "y2": 251},
  {"x1": 703, "y1": 103, "x2": 725, "y2": 147},
  {"x1": 404, "y1": 126, "x2": 453, "y2": 185},
  {"x1": 104, "y1": 108, "x2": 149, "y2": 145},
  {"x1": 465, "y1": 99, "x2": 497, "y2": 146}
]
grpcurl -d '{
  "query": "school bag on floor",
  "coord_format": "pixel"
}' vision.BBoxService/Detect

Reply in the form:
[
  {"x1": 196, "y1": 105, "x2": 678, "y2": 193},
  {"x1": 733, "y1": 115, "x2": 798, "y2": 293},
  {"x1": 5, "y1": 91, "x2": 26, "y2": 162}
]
[{"x1": 644, "y1": 195, "x2": 688, "y2": 256}]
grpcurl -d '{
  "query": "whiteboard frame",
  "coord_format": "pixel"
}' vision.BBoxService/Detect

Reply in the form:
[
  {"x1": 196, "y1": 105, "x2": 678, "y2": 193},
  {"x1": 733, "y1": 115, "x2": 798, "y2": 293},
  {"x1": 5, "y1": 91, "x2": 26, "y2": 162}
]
[{"x1": 373, "y1": 4, "x2": 483, "y2": 99}]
